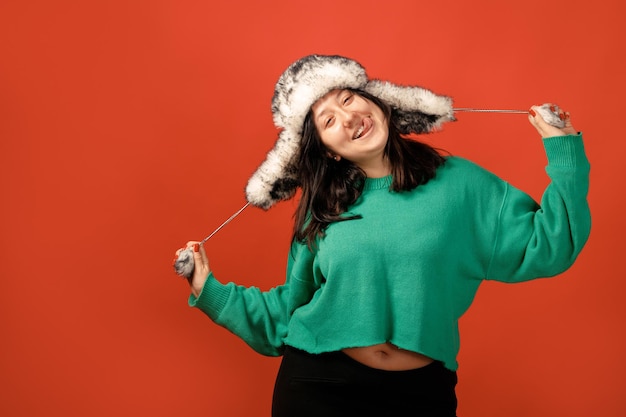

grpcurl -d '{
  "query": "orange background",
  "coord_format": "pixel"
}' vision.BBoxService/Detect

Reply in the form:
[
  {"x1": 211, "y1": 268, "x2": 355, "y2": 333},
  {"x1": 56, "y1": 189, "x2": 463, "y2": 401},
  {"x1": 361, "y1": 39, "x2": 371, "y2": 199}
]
[{"x1": 1, "y1": 1, "x2": 624, "y2": 416}]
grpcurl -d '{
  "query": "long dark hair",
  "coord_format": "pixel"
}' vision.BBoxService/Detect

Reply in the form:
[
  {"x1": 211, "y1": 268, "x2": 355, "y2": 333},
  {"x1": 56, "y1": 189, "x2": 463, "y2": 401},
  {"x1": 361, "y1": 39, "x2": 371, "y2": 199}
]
[{"x1": 293, "y1": 89, "x2": 446, "y2": 248}]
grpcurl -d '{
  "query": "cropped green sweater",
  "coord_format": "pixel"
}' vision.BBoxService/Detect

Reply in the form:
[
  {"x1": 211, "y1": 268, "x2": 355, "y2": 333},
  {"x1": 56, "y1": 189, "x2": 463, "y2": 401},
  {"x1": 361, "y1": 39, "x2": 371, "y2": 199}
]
[{"x1": 190, "y1": 134, "x2": 590, "y2": 371}]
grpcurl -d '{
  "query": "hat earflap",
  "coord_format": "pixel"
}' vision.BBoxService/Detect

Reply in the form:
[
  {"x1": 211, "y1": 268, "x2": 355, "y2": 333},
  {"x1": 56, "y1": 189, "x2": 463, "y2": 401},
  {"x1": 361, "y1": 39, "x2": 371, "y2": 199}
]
[
  {"x1": 364, "y1": 80, "x2": 455, "y2": 134},
  {"x1": 245, "y1": 128, "x2": 300, "y2": 210}
]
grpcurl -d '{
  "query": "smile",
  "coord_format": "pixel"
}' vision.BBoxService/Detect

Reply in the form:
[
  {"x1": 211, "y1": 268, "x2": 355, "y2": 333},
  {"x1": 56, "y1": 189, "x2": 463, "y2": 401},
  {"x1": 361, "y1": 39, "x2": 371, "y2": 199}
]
[{"x1": 353, "y1": 118, "x2": 373, "y2": 140}]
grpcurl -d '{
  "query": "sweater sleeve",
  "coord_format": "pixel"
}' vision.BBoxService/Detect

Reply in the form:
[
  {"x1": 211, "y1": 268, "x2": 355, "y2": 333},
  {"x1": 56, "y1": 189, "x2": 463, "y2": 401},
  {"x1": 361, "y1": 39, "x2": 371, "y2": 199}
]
[
  {"x1": 188, "y1": 241, "x2": 319, "y2": 356},
  {"x1": 485, "y1": 133, "x2": 591, "y2": 282}
]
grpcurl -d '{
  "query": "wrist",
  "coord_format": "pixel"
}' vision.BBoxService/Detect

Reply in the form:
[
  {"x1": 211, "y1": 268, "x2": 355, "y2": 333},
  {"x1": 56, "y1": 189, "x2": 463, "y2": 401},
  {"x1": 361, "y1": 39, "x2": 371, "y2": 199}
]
[
  {"x1": 191, "y1": 286, "x2": 202, "y2": 298},
  {"x1": 191, "y1": 270, "x2": 210, "y2": 298}
]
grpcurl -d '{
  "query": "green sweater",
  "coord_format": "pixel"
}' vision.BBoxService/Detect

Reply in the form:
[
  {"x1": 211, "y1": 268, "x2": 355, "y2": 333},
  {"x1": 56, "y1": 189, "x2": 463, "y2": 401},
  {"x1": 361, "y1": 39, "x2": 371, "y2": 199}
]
[{"x1": 190, "y1": 134, "x2": 590, "y2": 371}]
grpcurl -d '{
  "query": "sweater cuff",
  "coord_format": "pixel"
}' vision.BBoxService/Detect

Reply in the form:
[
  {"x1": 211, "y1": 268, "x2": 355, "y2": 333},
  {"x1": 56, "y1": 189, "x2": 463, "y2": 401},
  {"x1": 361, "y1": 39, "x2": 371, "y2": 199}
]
[
  {"x1": 188, "y1": 272, "x2": 231, "y2": 320},
  {"x1": 542, "y1": 133, "x2": 588, "y2": 168}
]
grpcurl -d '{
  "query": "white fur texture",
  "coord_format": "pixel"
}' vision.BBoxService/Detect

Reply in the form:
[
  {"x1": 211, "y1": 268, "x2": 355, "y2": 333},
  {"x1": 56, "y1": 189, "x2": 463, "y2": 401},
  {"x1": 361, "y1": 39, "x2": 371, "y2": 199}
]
[
  {"x1": 174, "y1": 248, "x2": 194, "y2": 279},
  {"x1": 245, "y1": 129, "x2": 300, "y2": 209},
  {"x1": 536, "y1": 104, "x2": 566, "y2": 128},
  {"x1": 271, "y1": 55, "x2": 368, "y2": 132}
]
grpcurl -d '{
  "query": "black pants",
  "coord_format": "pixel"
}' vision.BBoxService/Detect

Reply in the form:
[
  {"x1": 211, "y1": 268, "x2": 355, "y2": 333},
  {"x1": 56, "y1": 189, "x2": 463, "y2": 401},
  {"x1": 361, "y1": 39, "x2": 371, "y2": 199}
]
[{"x1": 272, "y1": 346, "x2": 457, "y2": 417}]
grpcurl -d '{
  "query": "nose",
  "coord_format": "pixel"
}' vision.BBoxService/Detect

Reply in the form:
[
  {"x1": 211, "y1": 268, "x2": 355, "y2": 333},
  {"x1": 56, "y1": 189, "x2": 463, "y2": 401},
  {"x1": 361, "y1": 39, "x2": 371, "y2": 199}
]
[{"x1": 338, "y1": 108, "x2": 357, "y2": 127}]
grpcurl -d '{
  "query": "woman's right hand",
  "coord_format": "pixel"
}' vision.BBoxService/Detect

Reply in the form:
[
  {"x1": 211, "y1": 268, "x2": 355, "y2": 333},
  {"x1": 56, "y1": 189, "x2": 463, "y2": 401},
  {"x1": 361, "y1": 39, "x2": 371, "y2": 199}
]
[{"x1": 176, "y1": 241, "x2": 211, "y2": 298}]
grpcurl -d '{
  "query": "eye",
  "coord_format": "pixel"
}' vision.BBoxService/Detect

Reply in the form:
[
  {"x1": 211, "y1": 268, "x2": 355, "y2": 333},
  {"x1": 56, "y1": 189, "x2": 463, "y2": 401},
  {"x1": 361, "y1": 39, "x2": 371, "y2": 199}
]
[
  {"x1": 324, "y1": 116, "x2": 334, "y2": 127},
  {"x1": 342, "y1": 93, "x2": 354, "y2": 105}
]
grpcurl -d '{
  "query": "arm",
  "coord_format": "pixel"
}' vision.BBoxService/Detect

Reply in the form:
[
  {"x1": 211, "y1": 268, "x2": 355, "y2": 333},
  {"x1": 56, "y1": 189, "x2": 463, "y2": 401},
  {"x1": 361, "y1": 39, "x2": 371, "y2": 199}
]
[
  {"x1": 178, "y1": 241, "x2": 319, "y2": 356},
  {"x1": 485, "y1": 105, "x2": 591, "y2": 282}
]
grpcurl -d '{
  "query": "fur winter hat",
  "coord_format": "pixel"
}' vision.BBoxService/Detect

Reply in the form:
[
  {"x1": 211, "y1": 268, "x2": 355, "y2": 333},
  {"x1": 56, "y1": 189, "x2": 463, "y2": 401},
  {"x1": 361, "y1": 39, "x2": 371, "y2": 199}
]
[{"x1": 245, "y1": 54, "x2": 455, "y2": 209}]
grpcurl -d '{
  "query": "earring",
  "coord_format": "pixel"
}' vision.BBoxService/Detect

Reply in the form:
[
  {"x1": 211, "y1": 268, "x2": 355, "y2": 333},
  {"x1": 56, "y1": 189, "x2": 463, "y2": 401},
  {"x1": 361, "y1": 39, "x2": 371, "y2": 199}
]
[{"x1": 327, "y1": 152, "x2": 341, "y2": 162}]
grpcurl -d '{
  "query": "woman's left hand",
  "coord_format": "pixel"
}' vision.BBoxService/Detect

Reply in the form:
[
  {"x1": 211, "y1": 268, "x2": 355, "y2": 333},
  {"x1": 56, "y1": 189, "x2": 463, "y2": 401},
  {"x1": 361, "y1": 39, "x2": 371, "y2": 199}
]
[{"x1": 528, "y1": 104, "x2": 578, "y2": 138}]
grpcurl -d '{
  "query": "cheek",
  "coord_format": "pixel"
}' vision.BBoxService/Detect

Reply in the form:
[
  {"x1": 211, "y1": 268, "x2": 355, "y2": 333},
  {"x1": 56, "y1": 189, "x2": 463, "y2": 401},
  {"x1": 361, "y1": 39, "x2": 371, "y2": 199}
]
[{"x1": 319, "y1": 130, "x2": 342, "y2": 150}]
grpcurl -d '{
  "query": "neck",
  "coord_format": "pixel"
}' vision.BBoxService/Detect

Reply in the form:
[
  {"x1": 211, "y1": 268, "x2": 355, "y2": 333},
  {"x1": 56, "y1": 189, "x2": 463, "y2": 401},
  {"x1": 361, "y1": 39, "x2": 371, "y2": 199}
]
[{"x1": 360, "y1": 157, "x2": 392, "y2": 178}]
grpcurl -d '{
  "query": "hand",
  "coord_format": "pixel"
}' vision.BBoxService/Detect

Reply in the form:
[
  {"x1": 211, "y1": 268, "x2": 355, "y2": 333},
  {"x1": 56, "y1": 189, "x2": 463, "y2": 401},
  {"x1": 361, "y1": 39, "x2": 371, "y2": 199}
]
[
  {"x1": 175, "y1": 241, "x2": 211, "y2": 298},
  {"x1": 528, "y1": 104, "x2": 577, "y2": 138}
]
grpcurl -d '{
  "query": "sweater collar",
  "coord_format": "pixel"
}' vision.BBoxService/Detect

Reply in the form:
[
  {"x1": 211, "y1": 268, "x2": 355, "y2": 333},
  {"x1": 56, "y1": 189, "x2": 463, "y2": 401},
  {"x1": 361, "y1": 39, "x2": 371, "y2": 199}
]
[{"x1": 363, "y1": 175, "x2": 393, "y2": 191}]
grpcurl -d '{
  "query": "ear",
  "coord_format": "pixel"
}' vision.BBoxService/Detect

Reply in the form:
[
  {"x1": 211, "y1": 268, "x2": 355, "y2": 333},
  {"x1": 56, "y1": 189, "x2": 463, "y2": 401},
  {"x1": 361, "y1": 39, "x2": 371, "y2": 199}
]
[{"x1": 327, "y1": 152, "x2": 341, "y2": 162}]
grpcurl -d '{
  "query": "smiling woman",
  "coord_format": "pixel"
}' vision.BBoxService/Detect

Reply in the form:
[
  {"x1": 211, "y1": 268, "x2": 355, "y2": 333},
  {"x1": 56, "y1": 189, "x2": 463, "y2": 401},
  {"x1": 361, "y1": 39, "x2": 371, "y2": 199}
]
[
  {"x1": 311, "y1": 89, "x2": 390, "y2": 177},
  {"x1": 174, "y1": 54, "x2": 590, "y2": 417}
]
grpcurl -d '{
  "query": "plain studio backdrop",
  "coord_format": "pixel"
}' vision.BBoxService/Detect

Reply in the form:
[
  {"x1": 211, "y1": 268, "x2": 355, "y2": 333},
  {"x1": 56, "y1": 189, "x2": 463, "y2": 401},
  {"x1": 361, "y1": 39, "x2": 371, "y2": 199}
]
[{"x1": 1, "y1": 1, "x2": 624, "y2": 416}]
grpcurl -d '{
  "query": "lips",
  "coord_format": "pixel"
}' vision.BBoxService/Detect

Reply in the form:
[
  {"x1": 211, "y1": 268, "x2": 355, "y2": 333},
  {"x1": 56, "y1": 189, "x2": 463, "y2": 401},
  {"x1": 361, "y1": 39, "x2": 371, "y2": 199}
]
[{"x1": 353, "y1": 117, "x2": 372, "y2": 140}]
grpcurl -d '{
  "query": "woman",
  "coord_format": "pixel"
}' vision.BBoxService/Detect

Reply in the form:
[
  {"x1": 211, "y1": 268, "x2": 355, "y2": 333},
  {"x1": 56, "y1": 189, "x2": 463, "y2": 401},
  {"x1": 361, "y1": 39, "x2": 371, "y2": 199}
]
[{"x1": 175, "y1": 55, "x2": 590, "y2": 417}]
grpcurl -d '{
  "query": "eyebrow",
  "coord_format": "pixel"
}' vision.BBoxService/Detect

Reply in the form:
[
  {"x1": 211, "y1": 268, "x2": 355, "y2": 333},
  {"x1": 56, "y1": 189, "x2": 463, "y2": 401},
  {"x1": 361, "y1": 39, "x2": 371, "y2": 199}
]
[{"x1": 314, "y1": 90, "x2": 346, "y2": 123}]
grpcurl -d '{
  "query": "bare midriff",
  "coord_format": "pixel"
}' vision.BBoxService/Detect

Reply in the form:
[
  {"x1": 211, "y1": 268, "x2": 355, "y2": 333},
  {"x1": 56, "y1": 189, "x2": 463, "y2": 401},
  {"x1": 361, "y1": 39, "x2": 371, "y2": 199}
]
[{"x1": 342, "y1": 342, "x2": 434, "y2": 371}]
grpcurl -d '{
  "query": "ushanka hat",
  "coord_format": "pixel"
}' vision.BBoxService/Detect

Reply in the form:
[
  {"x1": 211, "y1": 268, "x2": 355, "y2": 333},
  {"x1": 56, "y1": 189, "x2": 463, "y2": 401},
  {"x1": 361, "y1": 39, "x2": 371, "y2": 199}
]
[{"x1": 245, "y1": 54, "x2": 455, "y2": 210}]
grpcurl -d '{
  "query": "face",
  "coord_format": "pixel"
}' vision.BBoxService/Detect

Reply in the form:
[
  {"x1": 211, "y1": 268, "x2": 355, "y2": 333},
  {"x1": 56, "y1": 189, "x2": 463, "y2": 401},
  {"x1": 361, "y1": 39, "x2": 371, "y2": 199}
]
[{"x1": 311, "y1": 89, "x2": 389, "y2": 176}]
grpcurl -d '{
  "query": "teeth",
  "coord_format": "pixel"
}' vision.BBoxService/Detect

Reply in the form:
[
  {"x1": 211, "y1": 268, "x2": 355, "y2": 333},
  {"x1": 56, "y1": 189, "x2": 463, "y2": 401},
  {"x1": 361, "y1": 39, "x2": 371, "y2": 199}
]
[{"x1": 353, "y1": 125, "x2": 364, "y2": 139}]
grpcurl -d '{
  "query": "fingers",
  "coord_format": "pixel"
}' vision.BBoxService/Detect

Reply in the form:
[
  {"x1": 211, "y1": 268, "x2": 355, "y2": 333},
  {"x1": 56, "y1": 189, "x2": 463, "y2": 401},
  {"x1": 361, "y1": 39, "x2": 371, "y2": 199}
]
[
  {"x1": 528, "y1": 105, "x2": 553, "y2": 138},
  {"x1": 178, "y1": 241, "x2": 199, "y2": 252},
  {"x1": 173, "y1": 241, "x2": 209, "y2": 267},
  {"x1": 192, "y1": 242, "x2": 209, "y2": 268},
  {"x1": 173, "y1": 241, "x2": 203, "y2": 265},
  {"x1": 172, "y1": 241, "x2": 211, "y2": 296},
  {"x1": 555, "y1": 106, "x2": 577, "y2": 135},
  {"x1": 528, "y1": 104, "x2": 576, "y2": 138},
  {"x1": 562, "y1": 111, "x2": 576, "y2": 133},
  {"x1": 528, "y1": 105, "x2": 542, "y2": 127}
]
